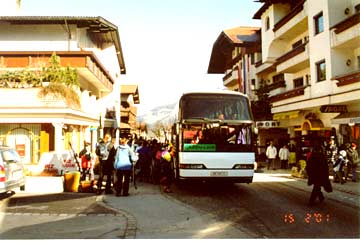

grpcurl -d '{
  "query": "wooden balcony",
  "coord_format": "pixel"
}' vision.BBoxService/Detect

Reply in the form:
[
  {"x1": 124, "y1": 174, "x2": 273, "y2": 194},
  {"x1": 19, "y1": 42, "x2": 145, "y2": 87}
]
[
  {"x1": 268, "y1": 80, "x2": 286, "y2": 91},
  {"x1": 269, "y1": 86, "x2": 306, "y2": 102},
  {"x1": 273, "y1": 0, "x2": 306, "y2": 32},
  {"x1": 276, "y1": 42, "x2": 307, "y2": 65},
  {"x1": 0, "y1": 51, "x2": 114, "y2": 93},
  {"x1": 332, "y1": 12, "x2": 360, "y2": 34},
  {"x1": 333, "y1": 71, "x2": 360, "y2": 87}
]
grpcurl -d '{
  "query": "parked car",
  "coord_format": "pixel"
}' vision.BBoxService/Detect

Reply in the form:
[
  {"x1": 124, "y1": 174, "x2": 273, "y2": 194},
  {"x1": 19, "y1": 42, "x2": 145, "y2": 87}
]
[{"x1": 0, "y1": 146, "x2": 26, "y2": 193}]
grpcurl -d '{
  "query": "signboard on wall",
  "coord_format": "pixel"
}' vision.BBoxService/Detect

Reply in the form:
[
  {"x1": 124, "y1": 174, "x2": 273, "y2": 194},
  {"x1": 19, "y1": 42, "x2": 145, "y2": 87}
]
[{"x1": 320, "y1": 105, "x2": 347, "y2": 113}]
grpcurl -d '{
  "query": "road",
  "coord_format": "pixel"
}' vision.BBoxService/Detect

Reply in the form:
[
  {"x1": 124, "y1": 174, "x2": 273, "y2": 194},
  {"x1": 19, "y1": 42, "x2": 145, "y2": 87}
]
[
  {"x1": 168, "y1": 173, "x2": 360, "y2": 238},
  {"x1": 0, "y1": 172, "x2": 359, "y2": 239}
]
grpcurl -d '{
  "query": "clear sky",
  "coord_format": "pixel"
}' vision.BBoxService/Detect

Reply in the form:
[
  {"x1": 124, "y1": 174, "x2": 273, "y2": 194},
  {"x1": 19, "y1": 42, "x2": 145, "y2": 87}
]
[{"x1": 20, "y1": 0, "x2": 262, "y2": 114}]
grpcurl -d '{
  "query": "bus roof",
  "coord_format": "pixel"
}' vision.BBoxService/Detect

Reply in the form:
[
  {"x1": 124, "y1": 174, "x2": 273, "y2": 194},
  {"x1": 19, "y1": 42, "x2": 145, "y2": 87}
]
[{"x1": 181, "y1": 90, "x2": 248, "y2": 98}]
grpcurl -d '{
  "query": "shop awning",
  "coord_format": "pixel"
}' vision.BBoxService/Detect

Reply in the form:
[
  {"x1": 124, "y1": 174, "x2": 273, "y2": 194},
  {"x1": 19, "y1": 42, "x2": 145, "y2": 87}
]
[
  {"x1": 273, "y1": 111, "x2": 300, "y2": 120},
  {"x1": 331, "y1": 111, "x2": 360, "y2": 124},
  {"x1": 294, "y1": 119, "x2": 330, "y2": 131}
]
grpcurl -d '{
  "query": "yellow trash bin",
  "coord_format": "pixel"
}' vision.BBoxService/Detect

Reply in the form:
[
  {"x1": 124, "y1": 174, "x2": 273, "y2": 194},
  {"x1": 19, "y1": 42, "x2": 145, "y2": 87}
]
[{"x1": 64, "y1": 171, "x2": 81, "y2": 192}]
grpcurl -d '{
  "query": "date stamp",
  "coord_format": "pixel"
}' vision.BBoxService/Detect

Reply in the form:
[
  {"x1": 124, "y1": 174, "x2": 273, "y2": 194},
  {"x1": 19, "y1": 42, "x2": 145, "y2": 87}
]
[{"x1": 284, "y1": 212, "x2": 331, "y2": 224}]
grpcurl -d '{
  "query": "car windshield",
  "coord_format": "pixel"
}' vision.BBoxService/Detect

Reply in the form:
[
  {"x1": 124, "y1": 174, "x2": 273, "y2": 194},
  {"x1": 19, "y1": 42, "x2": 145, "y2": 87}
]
[{"x1": 1, "y1": 149, "x2": 21, "y2": 163}]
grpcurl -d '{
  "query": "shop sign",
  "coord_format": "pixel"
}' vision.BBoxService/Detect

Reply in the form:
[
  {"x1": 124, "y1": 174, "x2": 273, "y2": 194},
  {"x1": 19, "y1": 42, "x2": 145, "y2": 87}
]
[{"x1": 320, "y1": 105, "x2": 347, "y2": 113}]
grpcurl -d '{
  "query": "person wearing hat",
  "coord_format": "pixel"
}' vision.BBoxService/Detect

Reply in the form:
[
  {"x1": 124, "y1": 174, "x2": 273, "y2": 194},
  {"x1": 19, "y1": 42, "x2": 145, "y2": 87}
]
[{"x1": 346, "y1": 143, "x2": 359, "y2": 182}]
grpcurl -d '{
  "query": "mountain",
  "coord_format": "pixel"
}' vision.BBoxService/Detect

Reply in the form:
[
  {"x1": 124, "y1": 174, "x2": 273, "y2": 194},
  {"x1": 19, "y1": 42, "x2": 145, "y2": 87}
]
[{"x1": 137, "y1": 102, "x2": 178, "y2": 125}]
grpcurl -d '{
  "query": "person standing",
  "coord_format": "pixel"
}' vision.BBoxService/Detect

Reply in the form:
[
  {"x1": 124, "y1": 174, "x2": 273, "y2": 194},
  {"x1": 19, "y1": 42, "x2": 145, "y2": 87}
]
[
  {"x1": 333, "y1": 150, "x2": 347, "y2": 184},
  {"x1": 346, "y1": 143, "x2": 359, "y2": 182},
  {"x1": 78, "y1": 141, "x2": 94, "y2": 182},
  {"x1": 279, "y1": 144, "x2": 290, "y2": 169},
  {"x1": 326, "y1": 136, "x2": 338, "y2": 165},
  {"x1": 114, "y1": 136, "x2": 136, "y2": 196},
  {"x1": 306, "y1": 144, "x2": 332, "y2": 205},
  {"x1": 95, "y1": 134, "x2": 112, "y2": 195},
  {"x1": 266, "y1": 141, "x2": 277, "y2": 170}
]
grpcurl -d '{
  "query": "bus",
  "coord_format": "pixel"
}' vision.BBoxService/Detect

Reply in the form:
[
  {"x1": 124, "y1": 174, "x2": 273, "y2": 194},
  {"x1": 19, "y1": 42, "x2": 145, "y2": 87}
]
[{"x1": 171, "y1": 90, "x2": 256, "y2": 184}]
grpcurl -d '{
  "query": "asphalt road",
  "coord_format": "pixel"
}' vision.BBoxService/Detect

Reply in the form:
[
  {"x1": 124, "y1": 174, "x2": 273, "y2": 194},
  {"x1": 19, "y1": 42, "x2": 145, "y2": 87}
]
[{"x1": 167, "y1": 173, "x2": 360, "y2": 238}]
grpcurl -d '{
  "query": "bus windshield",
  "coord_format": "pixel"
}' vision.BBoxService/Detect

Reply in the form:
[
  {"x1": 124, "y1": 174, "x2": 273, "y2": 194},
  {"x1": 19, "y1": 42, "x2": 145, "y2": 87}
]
[
  {"x1": 180, "y1": 93, "x2": 252, "y2": 121},
  {"x1": 181, "y1": 123, "x2": 253, "y2": 152}
]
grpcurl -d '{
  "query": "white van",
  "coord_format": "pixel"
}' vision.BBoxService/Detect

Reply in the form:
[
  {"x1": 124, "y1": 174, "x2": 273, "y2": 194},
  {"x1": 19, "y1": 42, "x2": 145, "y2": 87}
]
[{"x1": 0, "y1": 146, "x2": 26, "y2": 193}]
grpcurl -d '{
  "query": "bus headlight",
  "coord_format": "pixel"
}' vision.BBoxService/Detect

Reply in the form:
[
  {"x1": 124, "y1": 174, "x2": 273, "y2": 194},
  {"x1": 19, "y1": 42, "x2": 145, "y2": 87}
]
[
  {"x1": 232, "y1": 164, "x2": 254, "y2": 169},
  {"x1": 180, "y1": 164, "x2": 206, "y2": 169}
]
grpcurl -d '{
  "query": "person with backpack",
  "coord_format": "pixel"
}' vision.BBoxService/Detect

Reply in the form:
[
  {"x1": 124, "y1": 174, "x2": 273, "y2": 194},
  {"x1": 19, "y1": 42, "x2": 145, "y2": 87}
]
[
  {"x1": 95, "y1": 133, "x2": 113, "y2": 195},
  {"x1": 114, "y1": 135, "x2": 137, "y2": 196}
]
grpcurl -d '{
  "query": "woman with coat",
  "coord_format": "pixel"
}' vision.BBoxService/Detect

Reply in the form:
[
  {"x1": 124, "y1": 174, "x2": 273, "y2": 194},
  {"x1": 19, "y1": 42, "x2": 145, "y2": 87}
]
[
  {"x1": 305, "y1": 143, "x2": 332, "y2": 205},
  {"x1": 113, "y1": 136, "x2": 137, "y2": 197}
]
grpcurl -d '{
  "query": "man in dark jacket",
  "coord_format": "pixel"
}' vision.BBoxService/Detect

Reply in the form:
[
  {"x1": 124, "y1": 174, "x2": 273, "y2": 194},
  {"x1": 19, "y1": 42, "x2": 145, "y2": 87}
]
[
  {"x1": 95, "y1": 134, "x2": 115, "y2": 195},
  {"x1": 306, "y1": 144, "x2": 332, "y2": 205}
]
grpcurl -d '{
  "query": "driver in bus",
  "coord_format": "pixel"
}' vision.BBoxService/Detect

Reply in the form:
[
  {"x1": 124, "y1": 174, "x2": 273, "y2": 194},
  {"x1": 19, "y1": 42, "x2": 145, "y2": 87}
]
[{"x1": 191, "y1": 130, "x2": 204, "y2": 144}]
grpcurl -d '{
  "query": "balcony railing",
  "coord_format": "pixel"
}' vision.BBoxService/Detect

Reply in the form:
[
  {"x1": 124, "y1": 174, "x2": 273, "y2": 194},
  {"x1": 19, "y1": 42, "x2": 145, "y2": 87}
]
[
  {"x1": 333, "y1": 70, "x2": 360, "y2": 87},
  {"x1": 269, "y1": 86, "x2": 307, "y2": 102},
  {"x1": 276, "y1": 42, "x2": 307, "y2": 65},
  {"x1": 268, "y1": 80, "x2": 286, "y2": 91},
  {"x1": 332, "y1": 12, "x2": 360, "y2": 34},
  {"x1": 273, "y1": 0, "x2": 306, "y2": 32}
]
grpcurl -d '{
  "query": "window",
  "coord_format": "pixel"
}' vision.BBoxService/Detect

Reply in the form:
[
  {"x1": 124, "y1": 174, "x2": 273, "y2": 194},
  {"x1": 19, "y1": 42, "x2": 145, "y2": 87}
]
[
  {"x1": 250, "y1": 53, "x2": 255, "y2": 65},
  {"x1": 265, "y1": 17, "x2": 270, "y2": 31},
  {"x1": 316, "y1": 59, "x2": 326, "y2": 82},
  {"x1": 314, "y1": 12, "x2": 324, "y2": 35},
  {"x1": 273, "y1": 73, "x2": 285, "y2": 83},
  {"x1": 293, "y1": 77, "x2": 304, "y2": 88}
]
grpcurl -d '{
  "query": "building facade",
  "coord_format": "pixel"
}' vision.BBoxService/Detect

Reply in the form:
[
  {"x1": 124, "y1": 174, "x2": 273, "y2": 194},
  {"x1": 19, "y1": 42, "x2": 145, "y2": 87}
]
[
  {"x1": 209, "y1": 0, "x2": 360, "y2": 162},
  {"x1": 0, "y1": 15, "x2": 127, "y2": 174},
  {"x1": 253, "y1": 0, "x2": 360, "y2": 149}
]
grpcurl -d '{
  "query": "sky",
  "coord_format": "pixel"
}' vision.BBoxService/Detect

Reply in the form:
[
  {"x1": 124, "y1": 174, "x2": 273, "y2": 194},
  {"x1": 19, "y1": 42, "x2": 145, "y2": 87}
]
[{"x1": 20, "y1": 0, "x2": 262, "y2": 115}]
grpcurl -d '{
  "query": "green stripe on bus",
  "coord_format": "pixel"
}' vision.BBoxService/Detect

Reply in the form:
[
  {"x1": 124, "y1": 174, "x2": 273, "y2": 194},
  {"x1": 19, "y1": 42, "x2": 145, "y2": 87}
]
[{"x1": 183, "y1": 143, "x2": 216, "y2": 152}]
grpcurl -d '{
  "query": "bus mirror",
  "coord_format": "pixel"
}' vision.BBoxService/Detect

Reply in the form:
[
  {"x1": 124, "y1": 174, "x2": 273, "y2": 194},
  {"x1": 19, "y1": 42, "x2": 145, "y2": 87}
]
[{"x1": 254, "y1": 127, "x2": 258, "y2": 135}]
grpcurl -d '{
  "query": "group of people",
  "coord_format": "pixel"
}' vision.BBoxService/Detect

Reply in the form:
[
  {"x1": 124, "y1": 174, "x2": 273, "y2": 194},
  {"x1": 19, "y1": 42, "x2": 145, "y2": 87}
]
[
  {"x1": 265, "y1": 137, "x2": 359, "y2": 205},
  {"x1": 77, "y1": 134, "x2": 175, "y2": 196},
  {"x1": 325, "y1": 137, "x2": 359, "y2": 184},
  {"x1": 265, "y1": 141, "x2": 291, "y2": 170}
]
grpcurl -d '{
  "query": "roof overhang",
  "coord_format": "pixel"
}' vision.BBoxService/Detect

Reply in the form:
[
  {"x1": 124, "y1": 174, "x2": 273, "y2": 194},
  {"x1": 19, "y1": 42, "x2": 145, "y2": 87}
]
[
  {"x1": 294, "y1": 119, "x2": 331, "y2": 131},
  {"x1": 121, "y1": 85, "x2": 140, "y2": 104},
  {"x1": 0, "y1": 16, "x2": 126, "y2": 74},
  {"x1": 331, "y1": 111, "x2": 360, "y2": 125},
  {"x1": 208, "y1": 27, "x2": 261, "y2": 74}
]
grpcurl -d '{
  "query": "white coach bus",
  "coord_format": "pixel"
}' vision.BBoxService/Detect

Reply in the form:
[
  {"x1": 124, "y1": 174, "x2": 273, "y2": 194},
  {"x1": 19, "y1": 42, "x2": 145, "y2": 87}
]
[{"x1": 171, "y1": 90, "x2": 256, "y2": 184}]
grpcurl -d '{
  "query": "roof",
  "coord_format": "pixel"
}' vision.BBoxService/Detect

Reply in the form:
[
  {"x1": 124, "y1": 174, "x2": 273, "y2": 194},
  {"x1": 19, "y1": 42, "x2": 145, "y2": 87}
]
[
  {"x1": 253, "y1": 0, "x2": 298, "y2": 19},
  {"x1": 223, "y1": 26, "x2": 261, "y2": 44},
  {"x1": 0, "y1": 16, "x2": 126, "y2": 74},
  {"x1": 121, "y1": 84, "x2": 140, "y2": 104},
  {"x1": 208, "y1": 27, "x2": 261, "y2": 74}
]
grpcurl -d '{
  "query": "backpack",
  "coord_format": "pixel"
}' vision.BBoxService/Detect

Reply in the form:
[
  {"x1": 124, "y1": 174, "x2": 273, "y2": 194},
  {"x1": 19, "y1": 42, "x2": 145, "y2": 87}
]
[{"x1": 96, "y1": 142, "x2": 109, "y2": 161}]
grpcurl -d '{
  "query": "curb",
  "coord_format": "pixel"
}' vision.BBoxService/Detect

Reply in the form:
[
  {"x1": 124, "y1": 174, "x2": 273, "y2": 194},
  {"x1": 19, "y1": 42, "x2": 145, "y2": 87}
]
[{"x1": 96, "y1": 195, "x2": 137, "y2": 239}]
